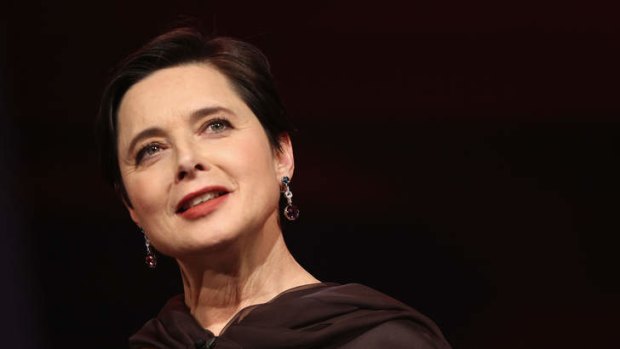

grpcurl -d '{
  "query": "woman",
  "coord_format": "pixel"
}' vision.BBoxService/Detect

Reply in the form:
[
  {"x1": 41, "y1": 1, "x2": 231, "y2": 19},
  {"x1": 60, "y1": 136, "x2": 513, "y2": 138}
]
[{"x1": 97, "y1": 28, "x2": 451, "y2": 349}]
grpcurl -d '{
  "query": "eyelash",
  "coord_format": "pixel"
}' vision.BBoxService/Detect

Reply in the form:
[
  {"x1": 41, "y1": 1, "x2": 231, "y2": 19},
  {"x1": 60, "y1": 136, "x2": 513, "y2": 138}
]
[
  {"x1": 201, "y1": 117, "x2": 233, "y2": 134},
  {"x1": 135, "y1": 142, "x2": 166, "y2": 165},
  {"x1": 134, "y1": 117, "x2": 233, "y2": 165}
]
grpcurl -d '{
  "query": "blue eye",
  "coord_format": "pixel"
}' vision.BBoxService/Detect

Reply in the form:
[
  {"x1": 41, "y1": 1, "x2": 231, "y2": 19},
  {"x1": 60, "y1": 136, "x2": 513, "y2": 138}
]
[
  {"x1": 136, "y1": 143, "x2": 164, "y2": 164},
  {"x1": 204, "y1": 118, "x2": 232, "y2": 134}
]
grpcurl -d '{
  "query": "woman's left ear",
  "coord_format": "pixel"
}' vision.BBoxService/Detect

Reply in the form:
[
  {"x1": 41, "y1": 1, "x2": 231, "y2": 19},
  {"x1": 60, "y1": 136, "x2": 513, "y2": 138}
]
[{"x1": 275, "y1": 133, "x2": 295, "y2": 180}]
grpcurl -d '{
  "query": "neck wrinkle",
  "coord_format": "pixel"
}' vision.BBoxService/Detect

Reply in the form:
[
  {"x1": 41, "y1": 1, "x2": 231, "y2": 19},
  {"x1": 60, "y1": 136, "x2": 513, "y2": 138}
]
[{"x1": 175, "y1": 217, "x2": 318, "y2": 334}]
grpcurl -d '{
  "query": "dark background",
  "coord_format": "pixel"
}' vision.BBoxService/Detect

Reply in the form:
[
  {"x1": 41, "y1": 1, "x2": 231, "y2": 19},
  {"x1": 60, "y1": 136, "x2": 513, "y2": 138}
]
[{"x1": 1, "y1": 1, "x2": 619, "y2": 348}]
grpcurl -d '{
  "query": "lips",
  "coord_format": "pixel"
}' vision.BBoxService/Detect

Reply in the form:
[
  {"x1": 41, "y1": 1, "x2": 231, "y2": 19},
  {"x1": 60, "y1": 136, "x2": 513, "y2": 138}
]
[{"x1": 176, "y1": 186, "x2": 230, "y2": 214}]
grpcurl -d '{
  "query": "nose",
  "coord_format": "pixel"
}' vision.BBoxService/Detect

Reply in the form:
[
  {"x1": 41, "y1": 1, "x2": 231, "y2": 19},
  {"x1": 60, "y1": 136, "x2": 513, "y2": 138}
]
[{"x1": 175, "y1": 145, "x2": 207, "y2": 182}]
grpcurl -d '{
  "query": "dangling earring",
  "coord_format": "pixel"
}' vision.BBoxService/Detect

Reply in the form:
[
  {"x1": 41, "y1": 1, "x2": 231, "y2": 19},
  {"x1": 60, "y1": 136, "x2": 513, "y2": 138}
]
[
  {"x1": 141, "y1": 229, "x2": 157, "y2": 269},
  {"x1": 281, "y1": 176, "x2": 300, "y2": 221}
]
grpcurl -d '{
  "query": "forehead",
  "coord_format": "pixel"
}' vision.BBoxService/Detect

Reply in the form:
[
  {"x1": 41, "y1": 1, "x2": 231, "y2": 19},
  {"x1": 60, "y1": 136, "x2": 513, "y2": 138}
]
[{"x1": 117, "y1": 63, "x2": 245, "y2": 129}]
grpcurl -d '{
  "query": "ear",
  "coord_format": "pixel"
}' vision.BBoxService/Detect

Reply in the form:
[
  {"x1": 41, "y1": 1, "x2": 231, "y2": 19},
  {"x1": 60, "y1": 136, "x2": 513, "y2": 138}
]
[{"x1": 274, "y1": 133, "x2": 295, "y2": 181}]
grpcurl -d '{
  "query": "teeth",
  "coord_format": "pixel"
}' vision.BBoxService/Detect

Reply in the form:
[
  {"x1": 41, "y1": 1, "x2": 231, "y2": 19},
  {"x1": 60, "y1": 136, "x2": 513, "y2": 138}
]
[{"x1": 186, "y1": 192, "x2": 224, "y2": 210}]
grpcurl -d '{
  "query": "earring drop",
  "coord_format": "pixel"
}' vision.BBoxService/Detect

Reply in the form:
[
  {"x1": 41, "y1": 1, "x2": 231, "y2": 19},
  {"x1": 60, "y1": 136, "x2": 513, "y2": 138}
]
[
  {"x1": 281, "y1": 176, "x2": 300, "y2": 221},
  {"x1": 142, "y1": 229, "x2": 157, "y2": 269}
]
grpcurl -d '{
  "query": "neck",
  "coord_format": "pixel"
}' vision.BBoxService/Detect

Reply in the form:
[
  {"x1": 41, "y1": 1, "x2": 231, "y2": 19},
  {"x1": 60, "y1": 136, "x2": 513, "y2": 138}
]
[{"x1": 176, "y1": 216, "x2": 318, "y2": 335}]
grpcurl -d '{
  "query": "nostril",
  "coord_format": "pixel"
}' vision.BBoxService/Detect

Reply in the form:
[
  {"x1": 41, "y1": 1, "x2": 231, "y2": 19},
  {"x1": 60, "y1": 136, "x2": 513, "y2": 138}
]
[{"x1": 176, "y1": 161, "x2": 205, "y2": 182}]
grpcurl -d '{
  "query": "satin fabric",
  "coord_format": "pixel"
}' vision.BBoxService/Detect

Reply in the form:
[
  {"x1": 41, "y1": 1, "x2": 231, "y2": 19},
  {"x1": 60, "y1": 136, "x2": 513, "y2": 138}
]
[{"x1": 129, "y1": 283, "x2": 451, "y2": 349}]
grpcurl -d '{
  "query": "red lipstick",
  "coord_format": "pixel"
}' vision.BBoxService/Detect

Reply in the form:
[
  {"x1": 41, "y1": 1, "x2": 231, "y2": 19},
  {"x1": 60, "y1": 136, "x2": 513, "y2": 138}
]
[{"x1": 176, "y1": 186, "x2": 229, "y2": 220}]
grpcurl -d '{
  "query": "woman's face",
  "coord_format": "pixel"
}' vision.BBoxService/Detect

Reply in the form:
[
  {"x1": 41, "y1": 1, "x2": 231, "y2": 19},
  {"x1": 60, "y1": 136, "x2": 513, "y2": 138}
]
[{"x1": 116, "y1": 63, "x2": 294, "y2": 257}]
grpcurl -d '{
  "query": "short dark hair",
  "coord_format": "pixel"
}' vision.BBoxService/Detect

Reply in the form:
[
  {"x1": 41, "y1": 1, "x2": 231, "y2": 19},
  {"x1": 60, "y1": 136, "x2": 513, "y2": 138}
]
[{"x1": 96, "y1": 28, "x2": 294, "y2": 205}]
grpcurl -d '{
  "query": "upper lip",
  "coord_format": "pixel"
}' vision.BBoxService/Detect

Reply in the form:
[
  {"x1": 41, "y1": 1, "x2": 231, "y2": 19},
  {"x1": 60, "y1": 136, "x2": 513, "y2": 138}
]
[{"x1": 175, "y1": 186, "x2": 230, "y2": 213}]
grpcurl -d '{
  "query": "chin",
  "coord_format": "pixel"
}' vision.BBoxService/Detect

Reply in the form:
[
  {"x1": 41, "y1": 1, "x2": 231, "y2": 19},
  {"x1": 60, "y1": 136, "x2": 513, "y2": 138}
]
[{"x1": 166, "y1": 227, "x2": 243, "y2": 258}]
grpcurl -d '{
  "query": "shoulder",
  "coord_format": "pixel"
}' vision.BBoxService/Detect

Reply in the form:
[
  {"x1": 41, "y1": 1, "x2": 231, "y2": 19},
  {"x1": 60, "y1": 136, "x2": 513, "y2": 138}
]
[
  {"x1": 298, "y1": 283, "x2": 452, "y2": 348},
  {"x1": 306, "y1": 283, "x2": 438, "y2": 324},
  {"x1": 341, "y1": 318, "x2": 451, "y2": 349}
]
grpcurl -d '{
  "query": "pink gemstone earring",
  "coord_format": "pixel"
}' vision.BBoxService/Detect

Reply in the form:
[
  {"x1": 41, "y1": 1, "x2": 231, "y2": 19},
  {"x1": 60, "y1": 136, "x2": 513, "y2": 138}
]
[
  {"x1": 281, "y1": 176, "x2": 300, "y2": 221},
  {"x1": 141, "y1": 229, "x2": 157, "y2": 269}
]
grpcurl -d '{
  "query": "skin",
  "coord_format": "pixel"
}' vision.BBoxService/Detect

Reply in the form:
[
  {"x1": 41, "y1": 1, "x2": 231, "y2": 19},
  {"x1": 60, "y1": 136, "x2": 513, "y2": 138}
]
[{"x1": 116, "y1": 63, "x2": 318, "y2": 335}]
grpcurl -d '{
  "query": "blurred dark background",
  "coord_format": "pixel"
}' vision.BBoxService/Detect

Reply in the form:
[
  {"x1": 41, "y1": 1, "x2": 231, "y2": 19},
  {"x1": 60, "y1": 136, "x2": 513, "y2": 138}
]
[{"x1": 1, "y1": 1, "x2": 619, "y2": 348}]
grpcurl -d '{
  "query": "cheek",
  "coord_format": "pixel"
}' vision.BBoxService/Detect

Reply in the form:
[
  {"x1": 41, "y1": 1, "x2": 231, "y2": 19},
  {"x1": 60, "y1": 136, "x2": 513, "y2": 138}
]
[
  {"x1": 227, "y1": 134, "x2": 277, "y2": 180},
  {"x1": 241, "y1": 137, "x2": 281, "y2": 208},
  {"x1": 214, "y1": 132, "x2": 280, "y2": 204},
  {"x1": 124, "y1": 171, "x2": 169, "y2": 215}
]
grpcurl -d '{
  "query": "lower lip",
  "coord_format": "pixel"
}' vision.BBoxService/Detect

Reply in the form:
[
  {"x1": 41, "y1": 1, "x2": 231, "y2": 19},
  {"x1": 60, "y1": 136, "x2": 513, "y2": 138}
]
[{"x1": 178, "y1": 193, "x2": 229, "y2": 220}]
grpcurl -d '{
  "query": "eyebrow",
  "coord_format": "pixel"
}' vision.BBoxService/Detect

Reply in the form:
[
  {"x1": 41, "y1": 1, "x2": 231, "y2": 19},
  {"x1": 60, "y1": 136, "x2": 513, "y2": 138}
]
[
  {"x1": 189, "y1": 106, "x2": 233, "y2": 123},
  {"x1": 125, "y1": 106, "x2": 235, "y2": 158}
]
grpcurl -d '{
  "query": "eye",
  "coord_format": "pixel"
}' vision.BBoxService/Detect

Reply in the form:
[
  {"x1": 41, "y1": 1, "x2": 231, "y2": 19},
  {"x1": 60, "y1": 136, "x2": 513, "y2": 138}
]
[
  {"x1": 203, "y1": 118, "x2": 233, "y2": 134},
  {"x1": 135, "y1": 142, "x2": 165, "y2": 165}
]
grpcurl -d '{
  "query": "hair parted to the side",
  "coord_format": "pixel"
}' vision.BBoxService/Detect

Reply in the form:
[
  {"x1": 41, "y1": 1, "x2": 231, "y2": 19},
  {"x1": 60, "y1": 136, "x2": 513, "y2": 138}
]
[{"x1": 96, "y1": 27, "x2": 295, "y2": 206}]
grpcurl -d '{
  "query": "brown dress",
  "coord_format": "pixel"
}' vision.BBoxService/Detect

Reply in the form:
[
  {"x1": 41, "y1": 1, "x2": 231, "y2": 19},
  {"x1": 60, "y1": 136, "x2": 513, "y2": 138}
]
[{"x1": 129, "y1": 283, "x2": 452, "y2": 349}]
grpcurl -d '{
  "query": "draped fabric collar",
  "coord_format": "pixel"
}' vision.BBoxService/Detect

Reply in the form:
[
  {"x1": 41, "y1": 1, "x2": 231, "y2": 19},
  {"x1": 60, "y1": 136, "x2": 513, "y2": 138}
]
[{"x1": 129, "y1": 283, "x2": 448, "y2": 349}]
